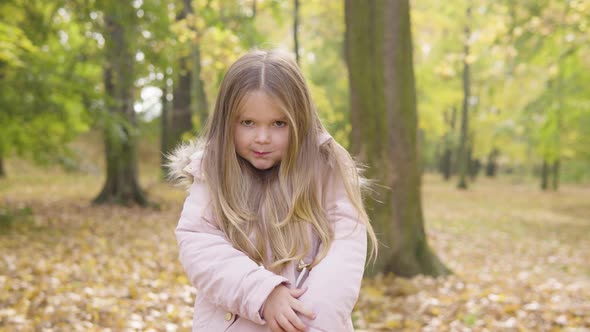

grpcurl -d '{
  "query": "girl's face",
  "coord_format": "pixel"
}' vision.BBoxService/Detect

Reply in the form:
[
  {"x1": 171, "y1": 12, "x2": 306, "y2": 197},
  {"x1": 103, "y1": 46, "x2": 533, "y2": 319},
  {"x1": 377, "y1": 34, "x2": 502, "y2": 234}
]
[{"x1": 234, "y1": 91, "x2": 290, "y2": 170}]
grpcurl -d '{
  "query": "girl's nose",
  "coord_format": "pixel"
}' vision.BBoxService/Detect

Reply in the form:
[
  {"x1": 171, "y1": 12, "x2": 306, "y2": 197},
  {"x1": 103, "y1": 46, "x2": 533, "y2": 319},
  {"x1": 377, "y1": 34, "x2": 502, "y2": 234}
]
[{"x1": 254, "y1": 129, "x2": 271, "y2": 144}]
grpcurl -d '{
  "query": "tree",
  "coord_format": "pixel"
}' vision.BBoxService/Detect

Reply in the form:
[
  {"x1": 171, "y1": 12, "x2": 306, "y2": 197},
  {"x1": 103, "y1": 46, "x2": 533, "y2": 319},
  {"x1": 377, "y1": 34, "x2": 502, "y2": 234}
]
[
  {"x1": 345, "y1": 0, "x2": 449, "y2": 277},
  {"x1": 93, "y1": 1, "x2": 147, "y2": 205},
  {"x1": 170, "y1": 0, "x2": 195, "y2": 148},
  {"x1": 440, "y1": 107, "x2": 457, "y2": 180},
  {"x1": 293, "y1": 0, "x2": 300, "y2": 64},
  {"x1": 485, "y1": 148, "x2": 499, "y2": 177},
  {"x1": 457, "y1": 1, "x2": 472, "y2": 189}
]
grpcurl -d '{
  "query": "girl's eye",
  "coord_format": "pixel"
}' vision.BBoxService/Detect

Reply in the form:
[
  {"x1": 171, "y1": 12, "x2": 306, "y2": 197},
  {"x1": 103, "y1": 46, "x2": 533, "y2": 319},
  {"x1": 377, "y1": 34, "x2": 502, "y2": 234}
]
[
  {"x1": 242, "y1": 120, "x2": 254, "y2": 126},
  {"x1": 274, "y1": 121, "x2": 287, "y2": 128}
]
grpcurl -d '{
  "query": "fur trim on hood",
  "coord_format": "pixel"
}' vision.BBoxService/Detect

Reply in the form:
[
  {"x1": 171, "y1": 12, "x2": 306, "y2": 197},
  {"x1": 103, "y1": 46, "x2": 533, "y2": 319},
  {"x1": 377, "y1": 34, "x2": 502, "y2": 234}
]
[{"x1": 164, "y1": 139, "x2": 205, "y2": 189}]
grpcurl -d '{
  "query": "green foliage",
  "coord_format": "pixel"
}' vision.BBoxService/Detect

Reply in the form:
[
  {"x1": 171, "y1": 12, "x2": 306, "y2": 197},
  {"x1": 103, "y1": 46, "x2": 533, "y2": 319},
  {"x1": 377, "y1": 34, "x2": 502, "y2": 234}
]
[
  {"x1": 2, "y1": 0, "x2": 589, "y2": 184},
  {"x1": 0, "y1": 0, "x2": 93, "y2": 167},
  {"x1": 412, "y1": 0, "x2": 590, "y2": 182},
  {"x1": 0, "y1": 22, "x2": 38, "y2": 67}
]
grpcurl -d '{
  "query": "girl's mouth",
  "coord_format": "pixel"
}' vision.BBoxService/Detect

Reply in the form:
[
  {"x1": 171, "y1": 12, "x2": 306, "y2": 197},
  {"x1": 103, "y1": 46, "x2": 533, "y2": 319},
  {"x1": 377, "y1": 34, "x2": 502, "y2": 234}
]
[{"x1": 254, "y1": 151, "x2": 270, "y2": 156}]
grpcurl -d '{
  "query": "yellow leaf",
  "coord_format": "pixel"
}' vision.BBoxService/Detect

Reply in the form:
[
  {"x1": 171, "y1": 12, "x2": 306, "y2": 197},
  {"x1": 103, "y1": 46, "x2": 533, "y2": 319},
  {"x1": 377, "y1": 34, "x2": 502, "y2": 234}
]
[
  {"x1": 176, "y1": 275, "x2": 188, "y2": 284},
  {"x1": 363, "y1": 286, "x2": 384, "y2": 298}
]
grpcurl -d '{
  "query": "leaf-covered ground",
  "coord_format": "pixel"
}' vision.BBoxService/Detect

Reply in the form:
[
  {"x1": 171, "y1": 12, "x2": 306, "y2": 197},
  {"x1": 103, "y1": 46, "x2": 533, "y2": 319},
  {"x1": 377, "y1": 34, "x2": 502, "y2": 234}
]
[
  {"x1": 1, "y1": 168, "x2": 589, "y2": 331},
  {"x1": 355, "y1": 175, "x2": 590, "y2": 331}
]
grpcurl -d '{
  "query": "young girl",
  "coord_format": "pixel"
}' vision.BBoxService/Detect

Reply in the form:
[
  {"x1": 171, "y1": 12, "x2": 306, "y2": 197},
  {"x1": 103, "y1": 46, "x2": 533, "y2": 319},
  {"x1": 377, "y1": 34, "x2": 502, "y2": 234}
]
[{"x1": 167, "y1": 49, "x2": 377, "y2": 332}]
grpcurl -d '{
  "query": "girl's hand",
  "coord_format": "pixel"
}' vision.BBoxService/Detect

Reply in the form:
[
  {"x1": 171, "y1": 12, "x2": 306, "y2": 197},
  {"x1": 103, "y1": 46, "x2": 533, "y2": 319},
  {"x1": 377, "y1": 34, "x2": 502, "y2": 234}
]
[{"x1": 263, "y1": 284, "x2": 316, "y2": 332}]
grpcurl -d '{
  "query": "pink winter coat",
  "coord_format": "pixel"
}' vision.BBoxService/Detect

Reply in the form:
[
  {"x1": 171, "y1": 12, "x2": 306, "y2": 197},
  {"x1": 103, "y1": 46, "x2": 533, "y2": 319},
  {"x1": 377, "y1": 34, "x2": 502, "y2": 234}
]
[{"x1": 174, "y1": 134, "x2": 367, "y2": 331}]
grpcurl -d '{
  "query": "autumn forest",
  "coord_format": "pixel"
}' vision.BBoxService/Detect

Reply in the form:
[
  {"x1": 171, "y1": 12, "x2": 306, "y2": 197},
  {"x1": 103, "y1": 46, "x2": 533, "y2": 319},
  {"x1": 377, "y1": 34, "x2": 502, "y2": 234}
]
[{"x1": 1, "y1": 0, "x2": 589, "y2": 330}]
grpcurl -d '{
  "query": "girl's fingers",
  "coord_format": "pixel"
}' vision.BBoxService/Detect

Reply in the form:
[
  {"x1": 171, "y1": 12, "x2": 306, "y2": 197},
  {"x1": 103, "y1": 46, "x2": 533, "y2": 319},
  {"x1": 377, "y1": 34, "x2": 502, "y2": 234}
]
[
  {"x1": 289, "y1": 286, "x2": 308, "y2": 298},
  {"x1": 276, "y1": 313, "x2": 299, "y2": 332},
  {"x1": 284, "y1": 308, "x2": 307, "y2": 331},
  {"x1": 268, "y1": 319, "x2": 285, "y2": 332},
  {"x1": 290, "y1": 298, "x2": 316, "y2": 320}
]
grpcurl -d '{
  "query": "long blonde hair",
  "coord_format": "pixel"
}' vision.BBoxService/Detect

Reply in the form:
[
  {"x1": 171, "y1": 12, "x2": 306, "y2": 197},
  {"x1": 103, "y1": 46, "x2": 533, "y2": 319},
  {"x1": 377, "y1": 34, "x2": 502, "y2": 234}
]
[{"x1": 200, "y1": 49, "x2": 376, "y2": 273}]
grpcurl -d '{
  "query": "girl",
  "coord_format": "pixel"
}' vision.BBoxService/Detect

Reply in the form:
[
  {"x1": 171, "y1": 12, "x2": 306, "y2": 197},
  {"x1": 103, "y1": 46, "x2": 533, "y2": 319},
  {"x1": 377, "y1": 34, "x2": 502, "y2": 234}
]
[{"x1": 167, "y1": 49, "x2": 377, "y2": 332}]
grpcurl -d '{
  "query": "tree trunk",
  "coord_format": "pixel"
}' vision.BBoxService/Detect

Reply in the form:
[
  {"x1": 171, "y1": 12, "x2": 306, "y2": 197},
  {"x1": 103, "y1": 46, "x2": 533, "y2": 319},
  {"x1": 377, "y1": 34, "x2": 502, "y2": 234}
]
[
  {"x1": 161, "y1": 75, "x2": 171, "y2": 177},
  {"x1": 485, "y1": 148, "x2": 499, "y2": 177},
  {"x1": 95, "y1": 4, "x2": 147, "y2": 206},
  {"x1": 0, "y1": 157, "x2": 5, "y2": 177},
  {"x1": 468, "y1": 156, "x2": 481, "y2": 181},
  {"x1": 541, "y1": 159, "x2": 549, "y2": 190},
  {"x1": 551, "y1": 159, "x2": 560, "y2": 191},
  {"x1": 170, "y1": 0, "x2": 195, "y2": 145},
  {"x1": 192, "y1": 45, "x2": 208, "y2": 132},
  {"x1": 345, "y1": 0, "x2": 449, "y2": 277},
  {"x1": 440, "y1": 107, "x2": 456, "y2": 180},
  {"x1": 172, "y1": 61, "x2": 192, "y2": 141},
  {"x1": 457, "y1": 2, "x2": 472, "y2": 190},
  {"x1": 441, "y1": 148, "x2": 452, "y2": 180},
  {"x1": 189, "y1": 0, "x2": 209, "y2": 132},
  {"x1": 466, "y1": 145, "x2": 473, "y2": 180},
  {"x1": 293, "y1": 0, "x2": 300, "y2": 64}
]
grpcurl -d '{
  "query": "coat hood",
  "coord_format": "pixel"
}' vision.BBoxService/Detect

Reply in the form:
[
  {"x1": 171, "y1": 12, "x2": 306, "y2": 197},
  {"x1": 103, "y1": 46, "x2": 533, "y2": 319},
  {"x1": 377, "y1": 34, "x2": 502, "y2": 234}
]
[{"x1": 165, "y1": 138, "x2": 205, "y2": 188}]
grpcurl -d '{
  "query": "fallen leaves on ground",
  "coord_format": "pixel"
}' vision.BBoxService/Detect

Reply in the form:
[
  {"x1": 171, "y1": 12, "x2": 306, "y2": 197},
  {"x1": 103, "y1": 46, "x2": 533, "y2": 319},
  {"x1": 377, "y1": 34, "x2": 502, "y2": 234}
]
[
  {"x1": 354, "y1": 175, "x2": 590, "y2": 331},
  {"x1": 1, "y1": 172, "x2": 589, "y2": 331}
]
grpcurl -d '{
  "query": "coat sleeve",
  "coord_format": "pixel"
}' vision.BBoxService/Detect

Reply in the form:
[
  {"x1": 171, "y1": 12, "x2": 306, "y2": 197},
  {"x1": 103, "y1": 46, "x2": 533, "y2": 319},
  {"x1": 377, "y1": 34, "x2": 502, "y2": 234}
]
[
  {"x1": 297, "y1": 171, "x2": 368, "y2": 332},
  {"x1": 175, "y1": 158, "x2": 289, "y2": 325}
]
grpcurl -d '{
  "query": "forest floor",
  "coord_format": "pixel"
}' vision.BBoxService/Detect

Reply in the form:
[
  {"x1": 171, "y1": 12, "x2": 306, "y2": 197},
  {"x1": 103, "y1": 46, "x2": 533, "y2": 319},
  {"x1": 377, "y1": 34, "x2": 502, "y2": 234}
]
[{"x1": 1, "y1": 166, "x2": 589, "y2": 331}]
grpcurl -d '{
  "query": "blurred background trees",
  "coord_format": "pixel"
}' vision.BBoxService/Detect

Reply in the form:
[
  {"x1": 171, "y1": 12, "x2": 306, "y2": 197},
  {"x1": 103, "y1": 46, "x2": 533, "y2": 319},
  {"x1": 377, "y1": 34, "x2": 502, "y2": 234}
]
[{"x1": 411, "y1": 0, "x2": 590, "y2": 190}]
